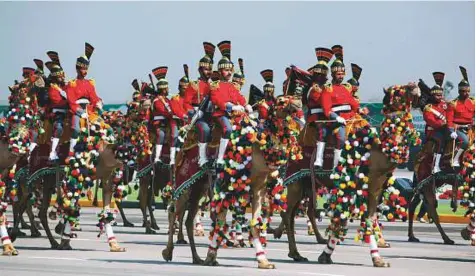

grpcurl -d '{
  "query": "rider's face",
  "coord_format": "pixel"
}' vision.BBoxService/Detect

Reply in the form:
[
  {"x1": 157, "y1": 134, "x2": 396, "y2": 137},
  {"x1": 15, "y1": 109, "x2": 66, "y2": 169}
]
[
  {"x1": 77, "y1": 67, "x2": 88, "y2": 78},
  {"x1": 220, "y1": 68, "x2": 233, "y2": 81},
  {"x1": 459, "y1": 88, "x2": 470, "y2": 99},
  {"x1": 200, "y1": 67, "x2": 212, "y2": 80},
  {"x1": 333, "y1": 71, "x2": 345, "y2": 84},
  {"x1": 434, "y1": 93, "x2": 443, "y2": 102}
]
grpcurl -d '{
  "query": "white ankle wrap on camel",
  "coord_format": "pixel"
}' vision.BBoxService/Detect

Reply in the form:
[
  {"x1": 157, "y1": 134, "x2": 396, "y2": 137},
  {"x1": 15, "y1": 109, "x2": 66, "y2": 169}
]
[
  {"x1": 0, "y1": 224, "x2": 11, "y2": 245},
  {"x1": 105, "y1": 223, "x2": 115, "y2": 241},
  {"x1": 369, "y1": 235, "x2": 380, "y2": 258},
  {"x1": 252, "y1": 238, "x2": 266, "y2": 261},
  {"x1": 324, "y1": 235, "x2": 338, "y2": 255},
  {"x1": 62, "y1": 222, "x2": 71, "y2": 240}
]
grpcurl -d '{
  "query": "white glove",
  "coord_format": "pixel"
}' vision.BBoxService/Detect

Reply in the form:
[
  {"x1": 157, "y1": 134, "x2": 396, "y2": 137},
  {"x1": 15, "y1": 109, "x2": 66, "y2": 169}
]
[
  {"x1": 60, "y1": 90, "x2": 67, "y2": 99},
  {"x1": 336, "y1": 116, "x2": 346, "y2": 125},
  {"x1": 197, "y1": 110, "x2": 204, "y2": 119},
  {"x1": 81, "y1": 112, "x2": 88, "y2": 119},
  {"x1": 232, "y1": 105, "x2": 245, "y2": 112},
  {"x1": 450, "y1": 132, "x2": 458, "y2": 140},
  {"x1": 245, "y1": 104, "x2": 253, "y2": 113}
]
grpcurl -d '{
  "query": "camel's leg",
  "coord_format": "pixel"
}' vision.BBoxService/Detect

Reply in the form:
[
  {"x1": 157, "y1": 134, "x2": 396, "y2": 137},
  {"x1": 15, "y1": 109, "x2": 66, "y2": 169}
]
[
  {"x1": 368, "y1": 232, "x2": 391, "y2": 267},
  {"x1": 25, "y1": 202, "x2": 41, "y2": 237},
  {"x1": 148, "y1": 180, "x2": 160, "y2": 231},
  {"x1": 185, "y1": 184, "x2": 205, "y2": 264},
  {"x1": 373, "y1": 217, "x2": 390, "y2": 248},
  {"x1": 273, "y1": 218, "x2": 285, "y2": 239},
  {"x1": 1, "y1": 215, "x2": 18, "y2": 256},
  {"x1": 39, "y1": 180, "x2": 59, "y2": 249},
  {"x1": 249, "y1": 186, "x2": 275, "y2": 269},
  {"x1": 461, "y1": 213, "x2": 475, "y2": 246},
  {"x1": 424, "y1": 187, "x2": 454, "y2": 244},
  {"x1": 116, "y1": 200, "x2": 134, "y2": 227},
  {"x1": 408, "y1": 194, "x2": 421, "y2": 242},
  {"x1": 318, "y1": 220, "x2": 348, "y2": 264},
  {"x1": 287, "y1": 194, "x2": 308, "y2": 261},
  {"x1": 11, "y1": 198, "x2": 26, "y2": 240},
  {"x1": 368, "y1": 172, "x2": 390, "y2": 248},
  {"x1": 307, "y1": 204, "x2": 327, "y2": 244},
  {"x1": 139, "y1": 177, "x2": 153, "y2": 234},
  {"x1": 58, "y1": 219, "x2": 73, "y2": 250},
  {"x1": 176, "y1": 207, "x2": 187, "y2": 244},
  {"x1": 162, "y1": 199, "x2": 180, "y2": 262},
  {"x1": 92, "y1": 180, "x2": 100, "y2": 207},
  {"x1": 194, "y1": 210, "x2": 205, "y2": 237},
  {"x1": 102, "y1": 177, "x2": 126, "y2": 252},
  {"x1": 283, "y1": 181, "x2": 308, "y2": 261},
  {"x1": 203, "y1": 210, "x2": 227, "y2": 266}
]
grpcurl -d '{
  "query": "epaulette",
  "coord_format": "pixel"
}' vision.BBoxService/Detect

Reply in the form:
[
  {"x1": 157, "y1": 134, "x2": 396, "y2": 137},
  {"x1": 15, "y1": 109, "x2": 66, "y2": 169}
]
[
  {"x1": 190, "y1": 80, "x2": 199, "y2": 91},
  {"x1": 68, "y1": 79, "x2": 77, "y2": 88},
  {"x1": 233, "y1": 82, "x2": 241, "y2": 91},
  {"x1": 311, "y1": 84, "x2": 320, "y2": 92},
  {"x1": 324, "y1": 82, "x2": 333, "y2": 93},
  {"x1": 343, "y1": 83, "x2": 352, "y2": 92},
  {"x1": 171, "y1": 95, "x2": 180, "y2": 101},
  {"x1": 210, "y1": 81, "x2": 220, "y2": 90},
  {"x1": 50, "y1": 83, "x2": 60, "y2": 90},
  {"x1": 89, "y1": 79, "x2": 96, "y2": 86},
  {"x1": 470, "y1": 97, "x2": 475, "y2": 104},
  {"x1": 449, "y1": 99, "x2": 457, "y2": 107},
  {"x1": 423, "y1": 104, "x2": 432, "y2": 112}
]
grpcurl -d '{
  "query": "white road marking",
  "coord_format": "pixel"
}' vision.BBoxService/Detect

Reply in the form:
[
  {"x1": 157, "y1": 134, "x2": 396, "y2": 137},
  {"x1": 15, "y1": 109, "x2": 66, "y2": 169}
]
[{"x1": 27, "y1": 256, "x2": 86, "y2": 261}]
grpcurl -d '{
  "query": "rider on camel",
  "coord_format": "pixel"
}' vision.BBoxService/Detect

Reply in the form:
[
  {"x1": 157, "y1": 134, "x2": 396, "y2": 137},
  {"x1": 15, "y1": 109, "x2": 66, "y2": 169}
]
[
  {"x1": 20, "y1": 67, "x2": 40, "y2": 157},
  {"x1": 210, "y1": 40, "x2": 253, "y2": 168},
  {"x1": 422, "y1": 72, "x2": 451, "y2": 173},
  {"x1": 307, "y1": 47, "x2": 334, "y2": 168},
  {"x1": 183, "y1": 42, "x2": 216, "y2": 167},
  {"x1": 170, "y1": 65, "x2": 190, "y2": 129},
  {"x1": 66, "y1": 42, "x2": 102, "y2": 154},
  {"x1": 256, "y1": 69, "x2": 276, "y2": 122},
  {"x1": 45, "y1": 51, "x2": 69, "y2": 161},
  {"x1": 320, "y1": 45, "x2": 360, "y2": 169},
  {"x1": 447, "y1": 66, "x2": 475, "y2": 167},
  {"x1": 232, "y1": 58, "x2": 245, "y2": 91},
  {"x1": 347, "y1": 63, "x2": 363, "y2": 102},
  {"x1": 151, "y1": 66, "x2": 186, "y2": 165}
]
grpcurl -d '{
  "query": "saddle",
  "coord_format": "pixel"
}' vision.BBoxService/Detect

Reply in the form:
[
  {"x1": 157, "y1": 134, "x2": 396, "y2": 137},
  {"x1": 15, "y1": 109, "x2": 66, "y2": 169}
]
[
  {"x1": 176, "y1": 125, "x2": 221, "y2": 167},
  {"x1": 300, "y1": 114, "x2": 370, "y2": 170},
  {"x1": 415, "y1": 127, "x2": 475, "y2": 175},
  {"x1": 38, "y1": 116, "x2": 72, "y2": 145}
]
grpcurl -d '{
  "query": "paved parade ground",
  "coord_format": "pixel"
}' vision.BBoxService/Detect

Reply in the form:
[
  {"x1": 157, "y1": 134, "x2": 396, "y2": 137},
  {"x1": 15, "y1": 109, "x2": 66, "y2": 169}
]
[{"x1": 0, "y1": 207, "x2": 474, "y2": 276}]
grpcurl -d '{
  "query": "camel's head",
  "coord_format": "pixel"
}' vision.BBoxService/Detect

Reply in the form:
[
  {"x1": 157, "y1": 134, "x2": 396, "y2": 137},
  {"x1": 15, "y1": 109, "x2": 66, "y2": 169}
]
[
  {"x1": 274, "y1": 95, "x2": 303, "y2": 119},
  {"x1": 382, "y1": 83, "x2": 419, "y2": 114}
]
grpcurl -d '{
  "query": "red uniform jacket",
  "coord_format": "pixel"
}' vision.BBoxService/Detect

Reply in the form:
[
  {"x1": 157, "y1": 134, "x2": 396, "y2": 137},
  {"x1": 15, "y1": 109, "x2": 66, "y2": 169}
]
[
  {"x1": 183, "y1": 79, "x2": 210, "y2": 112},
  {"x1": 307, "y1": 83, "x2": 331, "y2": 122},
  {"x1": 256, "y1": 98, "x2": 274, "y2": 120},
  {"x1": 152, "y1": 96, "x2": 174, "y2": 120},
  {"x1": 320, "y1": 83, "x2": 359, "y2": 120},
  {"x1": 66, "y1": 79, "x2": 100, "y2": 114},
  {"x1": 48, "y1": 83, "x2": 68, "y2": 109},
  {"x1": 423, "y1": 102, "x2": 448, "y2": 133},
  {"x1": 169, "y1": 94, "x2": 187, "y2": 120},
  {"x1": 447, "y1": 97, "x2": 475, "y2": 128},
  {"x1": 210, "y1": 81, "x2": 246, "y2": 117}
]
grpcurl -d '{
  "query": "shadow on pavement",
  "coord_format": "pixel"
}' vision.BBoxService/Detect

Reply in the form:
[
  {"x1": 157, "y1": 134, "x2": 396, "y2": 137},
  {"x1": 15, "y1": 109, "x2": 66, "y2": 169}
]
[
  {"x1": 90, "y1": 258, "x2": 244, "y2": 268},
  {"x1": 385, "y1": 255, "x2": 474, "y2": 263}
]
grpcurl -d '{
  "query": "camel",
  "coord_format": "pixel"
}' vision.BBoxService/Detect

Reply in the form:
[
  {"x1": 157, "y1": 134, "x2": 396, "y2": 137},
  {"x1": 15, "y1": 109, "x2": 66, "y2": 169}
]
[
  {"x1": 276, "y1": 83, "x2": 421, "y2": 267},
  {"x1": 26, "y1": 109, "x2": 127, "y2": 252},
  {"x1": 162, "y1": 95, "x2": 303, "y2": 269},
  {"x1": 408, "y1": 138, "x2": 475, "y2": 245}
]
